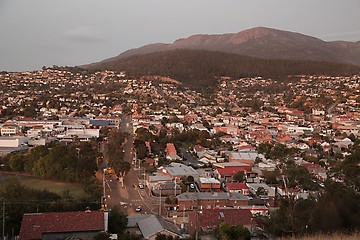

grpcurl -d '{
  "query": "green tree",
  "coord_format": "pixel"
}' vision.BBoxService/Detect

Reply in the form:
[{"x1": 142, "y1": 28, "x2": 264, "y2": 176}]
[
  {"x1": 215, "y1": 222, "x2": 250, "y2": 240},
  {"x1": 233, "y1": 171, "x2": 245, "y2": 182},
  {"x1": 155, "y1": 233, "x2": 180, "y2": 240},
  {"x1": 108, "y1": 206, "x2": 128, "y2": 234}
]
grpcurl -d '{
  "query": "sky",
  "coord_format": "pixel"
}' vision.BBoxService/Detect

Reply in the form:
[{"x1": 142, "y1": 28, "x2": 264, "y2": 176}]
[{"x1": 1, "y1": 0, "x2": 360, "y2": 72}]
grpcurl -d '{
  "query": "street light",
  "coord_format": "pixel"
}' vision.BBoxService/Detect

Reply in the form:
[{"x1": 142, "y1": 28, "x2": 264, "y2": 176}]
[{"x1": 1, "y1": 200, "x2": 5, "y2": 240}]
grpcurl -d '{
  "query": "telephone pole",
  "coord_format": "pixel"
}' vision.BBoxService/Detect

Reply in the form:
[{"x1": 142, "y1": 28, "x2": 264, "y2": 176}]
[{"x1": 2, "y1": 201, "x2": 5, "y2": 240}]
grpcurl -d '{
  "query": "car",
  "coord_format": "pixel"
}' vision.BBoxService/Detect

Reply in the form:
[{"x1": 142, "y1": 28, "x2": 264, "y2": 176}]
[
  {"x1": 135, "y1": 206, "x2": 141, "y2": 212},
  {"x1": 138, "y1": 183, "x2": 144, "y2": 189},
  {"x1": 189, "y1": 183, "x2": 195, "y2": 189}
]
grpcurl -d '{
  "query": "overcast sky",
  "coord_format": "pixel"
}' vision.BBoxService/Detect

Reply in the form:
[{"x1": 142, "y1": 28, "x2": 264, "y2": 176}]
[{"x1": 1, "y1": 0, "x2": 360, "y2": 72}]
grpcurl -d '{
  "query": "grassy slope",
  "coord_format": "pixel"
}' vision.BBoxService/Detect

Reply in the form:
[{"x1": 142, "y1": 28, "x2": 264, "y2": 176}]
[
  {"x1": 284, "y1": 233, "x2": 360, "y2": 240},
  {"x1": 0, "y1": 175, "x2": 86, "y2": 199}
]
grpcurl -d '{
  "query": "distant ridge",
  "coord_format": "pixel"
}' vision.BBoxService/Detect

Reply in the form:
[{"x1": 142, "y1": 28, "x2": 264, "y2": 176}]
[{"x1": 86, "y1": 27, "x2": 360, "y2": 67}]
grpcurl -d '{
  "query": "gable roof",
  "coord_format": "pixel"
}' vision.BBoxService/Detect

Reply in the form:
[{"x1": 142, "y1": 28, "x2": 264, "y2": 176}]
[
  {"x1": 137, "y1": 215, "x2": 181, "y2": 239},
  {"x1": 215, "y1": 166, "x2": 251, "y2": 176},
  {"x1": 189, "y1": 208, "x2": 254, "y2": 235},
  {"x1": 19, "y1": 211, "x2": 104, "y2": 240}
]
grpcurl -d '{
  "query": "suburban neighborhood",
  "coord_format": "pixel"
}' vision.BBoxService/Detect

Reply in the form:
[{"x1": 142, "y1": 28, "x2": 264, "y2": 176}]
[{"x1": 0, "y1": 67, "x2": 359, "y2": 239}]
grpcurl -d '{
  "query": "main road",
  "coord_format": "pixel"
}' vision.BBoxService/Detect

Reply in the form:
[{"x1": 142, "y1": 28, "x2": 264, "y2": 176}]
[{"x1": 103, "y1": 116, "x2": 160, "y2": 216}]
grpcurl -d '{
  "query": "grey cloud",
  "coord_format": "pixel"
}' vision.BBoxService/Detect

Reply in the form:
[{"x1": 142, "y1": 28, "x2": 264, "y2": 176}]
[{"x1": 63, "y1": 26, "x2": 107, "y2": 43}]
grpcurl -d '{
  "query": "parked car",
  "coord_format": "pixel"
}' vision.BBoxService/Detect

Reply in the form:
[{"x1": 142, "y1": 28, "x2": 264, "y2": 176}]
[{"x1": 135, "y1": 206, "x2": 141, "y2": 212}]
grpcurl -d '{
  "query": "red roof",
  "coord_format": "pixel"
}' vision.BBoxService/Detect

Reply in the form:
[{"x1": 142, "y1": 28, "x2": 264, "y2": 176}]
[
  {"x1": 302, "y1": 163, "x2": 321, "y2": 170},
  {"x1": 216, "y1": 166, "x2": 252, "y2": 176},
  {"x1": 166, "y1": 143, "x2": 177, "y2": 155},
  {"x1": 19, "y1": 211, "x2": 104, "y2": 240},
  {"x1": 226, "y1": 182, "x2": 249, "y2": 191},
  {"x1": 188, "y1": 208, "x2": 254, "y2": 235}
]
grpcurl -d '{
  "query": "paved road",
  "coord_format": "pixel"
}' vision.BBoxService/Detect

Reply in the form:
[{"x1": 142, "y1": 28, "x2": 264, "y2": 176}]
[{"x1": 103, "y1": 116, "x2": 160, "y2": 215}]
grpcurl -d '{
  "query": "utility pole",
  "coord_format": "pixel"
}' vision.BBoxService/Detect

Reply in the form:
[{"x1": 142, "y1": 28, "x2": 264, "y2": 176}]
[
  {"x1": 159, "y1": 186, "x2": 162, "y2": 216},
  {"x1": 2, "y1": 201, "x2": 5, "y2": 240}
]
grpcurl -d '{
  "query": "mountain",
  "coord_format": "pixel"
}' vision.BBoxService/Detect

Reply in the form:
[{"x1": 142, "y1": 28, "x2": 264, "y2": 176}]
[
  {"x1": 85, "y1": 49, "x2": 360, "y2": 93},
  {"x1": 89, "y1": 27, "x2": 360, "y2": 66},
  {"x1": 83, "y1": 27, "x2": 360, "y2": 93}
]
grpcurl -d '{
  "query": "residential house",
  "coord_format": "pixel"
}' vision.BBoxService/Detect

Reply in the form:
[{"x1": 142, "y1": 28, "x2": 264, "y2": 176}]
[
  {"x1": 187, "y1": 208, "x2": 255, "y2": 235},
  {"x1": 165, "y1": 143, "x2": 181, "y2": 161},
  {"x1": 177, "y1": 192, "x2": 249, "y2": 211},
  {"x1": 126, "y1": 215, "x2": 182, "y2": 240},
  {"x1": 228, "y1": 151, "x2": 264, "y2": 165},
  {"x1": 198, "y1": 177, "x2": 221, "y2": 192},
  {"x1": 214, "y1": 165, "x2": 252, "y2": 182},
  {"x1": 225, "y1": 182, "x2": 250, "y2": 195},
  {"x1": 157, "y1": 163, "x2": 199, "y2": 182},
  {"x1": 18, "y1": 211, "x2": 106, "y2": 240},
  {"x1": 246, "y1": 183, "x2": 275, "y2": 197}
]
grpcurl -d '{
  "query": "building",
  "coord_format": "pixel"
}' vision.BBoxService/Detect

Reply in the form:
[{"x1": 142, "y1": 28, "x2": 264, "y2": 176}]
[
  {"x1": 177, "y1": 192, "x2": 249, "y2": 211},
  {"x1": 157, "y1": 163, "x2": 199, "y2": 182},
  {"x1": 19, "y1": 210, "x2": 107, "y2": 240},
  {"x1": 126, "y1": 215, "x2": 182, "y2": 240},
  {"x1": 188, "y1": 208, "x2": 255, "y2": 235},
  {"x1": 213, "y1": 164, "x2": 252, "y2": 182},
  {"x1": 198, "y1": 177, "x2": 221, "y2": 192}
]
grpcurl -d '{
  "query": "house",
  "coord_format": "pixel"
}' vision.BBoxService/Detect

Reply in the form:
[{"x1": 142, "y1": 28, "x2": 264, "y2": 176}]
[
  {"x1": 246, "y1": 183, "x2": 275, "y2": 197},
  {"x1": 18, "y1": 210, "x2": 106, "y2": 240},
  {"x1": 152, "y1": 181, "x2": 182, "y2": 196},
  {"x1": 157, "y1": 163, "x2": 199, "y2": 182},
  {"x1": 213, "y1": 164, "x2": 252, "y2": 182},
  {"x1": 148, "y1": 172, "x2": 173, "y2": 190},
  {"x1": 225, "y1": 182, "x2": 250, "y2": 195},
  {"x1": 228, "y1": 151, "x2": 265, "y2": 165},
  {"x1": 177, "y1": 192, "x2": 249, "y2": 211},
  {"x1": 0, "y1": 123, "x2": 19, "y2": 136},
  {"x1": 165, "y1": 143, "x2": 181, "y2": 161},
  {"x1": 198, "y1": 177, "x2": 221, "y2": 192},
  {"x1": 333, "y1": 137, "x2": 354, "y2": 149},
  {"x1": 187, "y1": 208, "x2": 255, "y2": 235},
  {"x1": 126, "y1": 215, "x2": 182, "y2": 240},
  {"x1": 127, "y1": 215, "x2": 182, "y2": 240}
]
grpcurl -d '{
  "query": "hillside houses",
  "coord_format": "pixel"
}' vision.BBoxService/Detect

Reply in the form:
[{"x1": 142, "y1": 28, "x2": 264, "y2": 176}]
[{"x1": 1, "y1": 68, "x2": 360, "y2": 238}]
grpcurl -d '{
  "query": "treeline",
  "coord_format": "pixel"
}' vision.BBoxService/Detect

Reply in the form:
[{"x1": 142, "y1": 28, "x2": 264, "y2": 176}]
[
  {"x1": 85, "y1": 49, "x2": 360, "y2": 93},
  {"x1": 0, "y1": 141, "x2": 101, "y2": 199},
  {"x1": 104, "y1": 128, "x2": 131, "y2": 178},
  {"x1": 0, "y1": 177, "x2": 101, "y2": 236}
]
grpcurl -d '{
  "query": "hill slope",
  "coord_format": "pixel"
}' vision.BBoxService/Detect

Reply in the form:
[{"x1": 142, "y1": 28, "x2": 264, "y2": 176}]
[
  {"x1": 85, "y1": 49, "x2": 360, "y2": 93},
  {"x1": 92, "y1": 27, "x2": 360, "y2": 66}
]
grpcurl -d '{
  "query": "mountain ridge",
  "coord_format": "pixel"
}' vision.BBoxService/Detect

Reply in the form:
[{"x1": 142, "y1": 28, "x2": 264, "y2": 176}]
[{"x1": 87, "y1": 27, "x2": 360, "y2": 67}]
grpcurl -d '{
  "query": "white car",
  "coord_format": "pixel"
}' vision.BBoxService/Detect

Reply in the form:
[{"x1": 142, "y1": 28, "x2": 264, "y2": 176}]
[{"x1": 135, "y1": 206, "x2": 141, "y2": 212}]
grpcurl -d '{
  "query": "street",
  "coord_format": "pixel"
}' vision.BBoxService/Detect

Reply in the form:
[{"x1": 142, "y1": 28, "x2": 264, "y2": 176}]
[{"x1": 102, "y1": 116, "x2": 161, "y2": 216}]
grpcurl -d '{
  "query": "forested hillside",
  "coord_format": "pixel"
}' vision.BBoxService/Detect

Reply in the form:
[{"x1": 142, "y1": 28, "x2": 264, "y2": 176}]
[{"x1": 85, "y1": 49, "x2": 360, "y2": 93}]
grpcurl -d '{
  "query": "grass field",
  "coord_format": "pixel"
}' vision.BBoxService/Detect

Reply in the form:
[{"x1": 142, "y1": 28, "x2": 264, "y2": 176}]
[
  {"x1": 0, "y1": 174, "x2": 86, "y2": 199},
  {"x1": 284, "y1": 233, "x2": 360, "y2": 240},
  {"x1": 21, "y1": 178, "x2": 86, "y2": 199}
]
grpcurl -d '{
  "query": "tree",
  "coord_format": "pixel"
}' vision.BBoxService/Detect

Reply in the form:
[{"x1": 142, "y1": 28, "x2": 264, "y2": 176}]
[
  {"x1": 108, "y1": 206, "x2": 128, "y2": 234},
  {"x1": 215, "y1": 222, "x2": 250, "y2": 240},
  {"x1": 256, "y1": 187, "x2": 267, "y2": 196},
  {"x1": 114, "y1": 161, "x2": 131, "y2": 187},
  {"x1": 233, "y1": 171, "x2": 245, "y2": 182},
  {"x1": 155, "y1": 234, "x2": 180, "y2": 240},
  {"x1": 93, "y1": 232, "x2": 110, "y2": 240}
]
